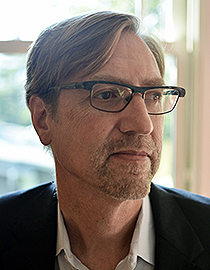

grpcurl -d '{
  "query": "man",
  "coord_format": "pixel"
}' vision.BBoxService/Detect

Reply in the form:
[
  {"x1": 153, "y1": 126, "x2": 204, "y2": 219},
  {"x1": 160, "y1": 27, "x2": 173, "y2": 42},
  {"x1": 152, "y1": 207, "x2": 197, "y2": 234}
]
[{"x1": 0, "y1": 11, "x2": 210, "y2": 270}]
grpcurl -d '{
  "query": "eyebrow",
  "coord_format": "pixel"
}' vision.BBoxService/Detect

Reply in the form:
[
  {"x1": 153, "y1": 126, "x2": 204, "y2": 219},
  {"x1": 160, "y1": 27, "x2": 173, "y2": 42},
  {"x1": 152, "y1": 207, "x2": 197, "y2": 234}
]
[{"x1": 90, "y1": 74, "x2": 165, "y2": 86}]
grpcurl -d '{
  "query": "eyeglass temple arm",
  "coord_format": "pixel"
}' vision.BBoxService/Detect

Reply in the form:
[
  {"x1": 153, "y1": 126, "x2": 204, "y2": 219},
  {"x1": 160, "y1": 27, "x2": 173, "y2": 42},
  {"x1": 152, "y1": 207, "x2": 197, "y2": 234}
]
[{"x1": 59, "y1": 82, "x2": 86, "y2": 90}]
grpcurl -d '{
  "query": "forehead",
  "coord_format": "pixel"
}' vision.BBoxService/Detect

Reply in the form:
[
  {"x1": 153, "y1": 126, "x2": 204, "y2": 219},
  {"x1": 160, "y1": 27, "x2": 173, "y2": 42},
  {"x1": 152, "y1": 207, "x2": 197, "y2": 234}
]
[
  {"x1": 113, "y1": 32, "x2": 153, "y2": 59},
  {"x1": 89, "y1": 32, "x2": 162, "y2": 86}
]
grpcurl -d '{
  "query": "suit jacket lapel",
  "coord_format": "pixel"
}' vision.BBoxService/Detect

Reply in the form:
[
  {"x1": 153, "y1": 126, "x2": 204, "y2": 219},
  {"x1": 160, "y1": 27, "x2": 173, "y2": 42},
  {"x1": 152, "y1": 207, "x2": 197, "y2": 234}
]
[
  {"x1": 2, "y1": 182, "x2": 57, "y2": 270},
  {"x1": 149, "y1": 184, "x2": 204, "y2": 270}
]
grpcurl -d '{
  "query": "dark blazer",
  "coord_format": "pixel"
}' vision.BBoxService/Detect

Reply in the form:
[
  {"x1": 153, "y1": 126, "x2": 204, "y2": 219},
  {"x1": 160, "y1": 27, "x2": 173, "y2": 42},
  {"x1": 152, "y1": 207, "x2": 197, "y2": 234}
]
[{"x1": 0, "y1": 182, "x2": 210, "y2": 270}]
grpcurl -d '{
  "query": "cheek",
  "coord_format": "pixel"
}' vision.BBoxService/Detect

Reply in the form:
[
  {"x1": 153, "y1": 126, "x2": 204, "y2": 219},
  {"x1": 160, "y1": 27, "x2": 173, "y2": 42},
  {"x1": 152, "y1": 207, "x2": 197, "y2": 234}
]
[
  {"x1": 71, "y1": 112, "x2": 110, "y2": 144},
  {"x1": 151, "y1": 115, "x2": 164, "y2": 146},
  {"x1": 51, "y1": 110, "x2": 118, "y2": 182},
  {"x1": 53, "y1": 91, "x2": 115, "y2": 146},
  {"x1": 52, "y1": 107, "x2": 115, "y2": 160}
]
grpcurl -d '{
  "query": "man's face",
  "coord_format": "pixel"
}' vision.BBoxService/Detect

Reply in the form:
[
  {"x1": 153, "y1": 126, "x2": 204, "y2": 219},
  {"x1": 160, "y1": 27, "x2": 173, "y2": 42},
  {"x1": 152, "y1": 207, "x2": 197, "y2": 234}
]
[{"x1": 49, "y1": 32, "x2": 164, "y2": 201}]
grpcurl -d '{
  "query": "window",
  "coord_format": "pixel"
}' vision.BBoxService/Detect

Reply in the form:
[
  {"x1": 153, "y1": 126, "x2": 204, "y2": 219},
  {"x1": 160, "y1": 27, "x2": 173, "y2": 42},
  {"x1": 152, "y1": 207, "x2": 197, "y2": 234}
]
[{"x1": 0, "y1": 54, "x2": 54, "y2": 194}]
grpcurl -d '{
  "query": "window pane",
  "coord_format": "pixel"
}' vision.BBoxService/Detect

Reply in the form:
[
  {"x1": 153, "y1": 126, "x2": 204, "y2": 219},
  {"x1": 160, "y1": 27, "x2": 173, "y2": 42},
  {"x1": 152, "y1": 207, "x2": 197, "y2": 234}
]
[
  {"x1": 0, "y1": 0, "x2": 135, "y2": 41},
  {"x1": 153, "y1": 54, "x2": 177, "y2": 187},
  {"x1": 0, "y1": 54, "x2": 28, "y2": 125},
  {"x1": 0, "y1": 53, "x2": 54, "y2": 195},
  {"x1": 142, "y1": 0, "x2": 175, "y2": 42}
]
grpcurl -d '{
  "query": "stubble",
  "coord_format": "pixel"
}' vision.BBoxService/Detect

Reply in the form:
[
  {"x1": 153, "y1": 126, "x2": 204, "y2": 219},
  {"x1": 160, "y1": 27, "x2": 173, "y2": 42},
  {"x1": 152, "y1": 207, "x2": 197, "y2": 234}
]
[{"x1": 91, "y1": 134, "x2": 162, "y2": 201}]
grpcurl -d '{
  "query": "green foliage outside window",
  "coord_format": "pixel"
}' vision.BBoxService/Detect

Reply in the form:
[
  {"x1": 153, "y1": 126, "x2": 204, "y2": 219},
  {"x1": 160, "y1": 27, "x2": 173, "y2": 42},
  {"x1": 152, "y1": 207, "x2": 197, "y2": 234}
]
[{"x1": 0, "y1": 54, "x2": 30, "y2": 126}]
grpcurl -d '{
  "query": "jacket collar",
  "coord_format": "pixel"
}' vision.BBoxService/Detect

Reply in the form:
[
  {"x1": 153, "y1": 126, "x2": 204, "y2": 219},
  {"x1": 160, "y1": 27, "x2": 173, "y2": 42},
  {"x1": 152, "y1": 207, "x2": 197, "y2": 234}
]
[{"x1": 149, "y1": 184, "x2": 204, "y2": 270}]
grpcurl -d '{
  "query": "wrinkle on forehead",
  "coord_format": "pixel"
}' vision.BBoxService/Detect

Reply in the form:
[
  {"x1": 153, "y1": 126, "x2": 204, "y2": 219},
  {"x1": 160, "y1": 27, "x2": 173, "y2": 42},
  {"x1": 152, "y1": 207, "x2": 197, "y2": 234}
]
[{"x1": 90, "y1": 74, "x2": 165, "y2": 87}]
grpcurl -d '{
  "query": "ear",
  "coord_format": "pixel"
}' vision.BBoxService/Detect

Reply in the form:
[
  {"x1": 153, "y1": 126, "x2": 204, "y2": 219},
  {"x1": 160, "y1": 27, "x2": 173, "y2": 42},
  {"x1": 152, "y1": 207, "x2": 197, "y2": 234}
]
[{"x1": 29, "y1": 96, "x2": 52, "y2": 146}]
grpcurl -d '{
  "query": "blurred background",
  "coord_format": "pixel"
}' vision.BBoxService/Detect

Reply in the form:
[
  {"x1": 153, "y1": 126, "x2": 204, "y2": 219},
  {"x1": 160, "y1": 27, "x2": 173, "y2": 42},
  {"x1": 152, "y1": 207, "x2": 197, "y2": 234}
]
[{"x1": 0, "y1": 0, "x2": 210, "y2": 197}]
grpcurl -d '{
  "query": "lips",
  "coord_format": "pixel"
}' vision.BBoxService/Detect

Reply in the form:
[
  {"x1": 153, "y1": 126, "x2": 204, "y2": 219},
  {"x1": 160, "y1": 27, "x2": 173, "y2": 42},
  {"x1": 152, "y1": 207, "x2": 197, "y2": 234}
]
[{"x1": 110, "y1": 149, "x2": 151, "y2": 162}]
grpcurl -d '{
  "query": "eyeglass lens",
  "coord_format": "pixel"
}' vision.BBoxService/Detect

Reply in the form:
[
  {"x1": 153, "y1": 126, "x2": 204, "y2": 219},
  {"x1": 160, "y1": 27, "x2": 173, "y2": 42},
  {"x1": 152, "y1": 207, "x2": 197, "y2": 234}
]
[{"x1": 91, "y1": 83, "x2": 179, "y2": 114}]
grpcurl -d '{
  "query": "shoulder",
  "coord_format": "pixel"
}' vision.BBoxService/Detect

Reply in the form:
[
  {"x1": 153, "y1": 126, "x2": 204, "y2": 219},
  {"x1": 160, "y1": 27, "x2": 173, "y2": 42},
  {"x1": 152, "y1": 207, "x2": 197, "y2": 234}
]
[
  {"x1": 0, "y1": 182, "x2": 57, "y2": 269},
  {"x1": 0, "y1": 181, "x2": 57, "y2": 231},
  {"x1": 151, "y1": 183, "x2": 210, "y2": 208},
  {"x1": 0, "y1": 182, "x2": 57, "y2": 247},
  {"x1": 149, "y1": 185, "x2": 210, "y2": 268},
  {"x1": 150, "y1": 183, "x2": 210, "y2": 229},
  {"x1": 0, "y1": 181, "x2": 56, "y2": 205}
]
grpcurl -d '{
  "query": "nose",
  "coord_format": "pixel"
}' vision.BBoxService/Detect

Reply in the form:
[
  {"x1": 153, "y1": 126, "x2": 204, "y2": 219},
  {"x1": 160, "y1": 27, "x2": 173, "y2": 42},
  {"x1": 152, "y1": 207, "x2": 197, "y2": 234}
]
[{"x1": 117, "y1": 94, "x2": 153, "y2": 135}]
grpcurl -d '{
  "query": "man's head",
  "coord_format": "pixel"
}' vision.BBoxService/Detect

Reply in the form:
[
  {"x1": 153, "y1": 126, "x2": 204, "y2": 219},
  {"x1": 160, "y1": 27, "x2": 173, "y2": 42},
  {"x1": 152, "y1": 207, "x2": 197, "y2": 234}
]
[
  {"x1": 25, "y1": 11, "x2": 165, "y2": 117},
  {"x1": 27, "y1": 11, "x2": 166, "y2": 201}
]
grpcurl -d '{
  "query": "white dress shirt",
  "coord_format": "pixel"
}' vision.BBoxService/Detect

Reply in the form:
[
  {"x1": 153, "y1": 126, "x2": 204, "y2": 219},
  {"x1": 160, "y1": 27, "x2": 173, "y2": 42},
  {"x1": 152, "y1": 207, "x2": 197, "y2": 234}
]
[{"x1": 55, "y1": 195, "x2": 155, "y2": 270}]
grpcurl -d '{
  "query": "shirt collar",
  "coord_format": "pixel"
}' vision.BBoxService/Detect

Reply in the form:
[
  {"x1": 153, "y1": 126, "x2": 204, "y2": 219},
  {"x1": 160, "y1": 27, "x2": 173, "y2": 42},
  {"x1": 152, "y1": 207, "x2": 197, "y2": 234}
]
[
  {"x1": 56, "y1": 203, "x2": 71, "y2": 257},
  {"x1": 56, "y1": 195, "x2": 155, "y2": 266},
  {"x1": 130, "y1": 195, "x2": 155, "y2": 266}
]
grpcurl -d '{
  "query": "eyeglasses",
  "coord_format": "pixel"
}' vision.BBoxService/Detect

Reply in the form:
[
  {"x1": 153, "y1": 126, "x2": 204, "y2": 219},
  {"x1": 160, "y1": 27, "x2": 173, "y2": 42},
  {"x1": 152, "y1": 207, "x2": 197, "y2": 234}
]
[{"x1": 50, "y1": 81, "x2": 186, "y2": 115}]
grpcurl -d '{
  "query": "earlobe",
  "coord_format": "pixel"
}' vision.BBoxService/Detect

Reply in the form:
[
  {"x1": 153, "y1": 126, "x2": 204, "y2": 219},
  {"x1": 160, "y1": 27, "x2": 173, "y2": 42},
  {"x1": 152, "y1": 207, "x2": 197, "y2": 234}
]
[{"x1": 29, "y1": 96, "x2": 52, "y2": 146}]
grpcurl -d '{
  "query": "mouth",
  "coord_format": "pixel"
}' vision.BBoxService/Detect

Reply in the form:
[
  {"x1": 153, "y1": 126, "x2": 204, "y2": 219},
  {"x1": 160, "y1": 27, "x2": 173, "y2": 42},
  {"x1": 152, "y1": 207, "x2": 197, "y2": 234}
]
[{"x1": 110, "y1": 150, "x2": 151, "y2": 162}]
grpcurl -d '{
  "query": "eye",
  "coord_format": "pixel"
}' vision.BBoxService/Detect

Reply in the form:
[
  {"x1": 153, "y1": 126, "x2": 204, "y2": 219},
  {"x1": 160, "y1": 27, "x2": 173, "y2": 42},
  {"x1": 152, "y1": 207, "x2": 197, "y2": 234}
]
[
  {"x1": 152, "y1": 92, "x2": 162, "y2": 100},
  {"x1": 145, "y1": 90, "x2": 163, "y2": 101},
  {"x1": 97, "y1": 90, "x2": 117, "y2": 100},
  {"x1": 91, "y1": 84, "x2": 132, "y2": 107},
  {"x1": 92, "y1": 87, "x2": 119, "y2": 101},
  {"x1": 91, "y1": 83, "x2": 133, "y2": 112}
]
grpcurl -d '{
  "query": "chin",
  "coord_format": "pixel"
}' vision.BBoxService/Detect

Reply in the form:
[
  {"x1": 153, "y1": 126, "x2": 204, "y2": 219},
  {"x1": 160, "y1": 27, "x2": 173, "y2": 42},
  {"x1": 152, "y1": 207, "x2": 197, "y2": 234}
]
[{"x1": 99, "y1": 174, "x2": 152, "y2": 201}]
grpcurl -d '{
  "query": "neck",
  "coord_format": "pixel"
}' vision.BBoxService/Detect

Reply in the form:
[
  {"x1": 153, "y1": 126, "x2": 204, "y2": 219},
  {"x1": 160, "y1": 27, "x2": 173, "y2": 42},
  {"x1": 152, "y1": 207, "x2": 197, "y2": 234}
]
[{"x1": 57, "y1": 174, "x2": 142, "y2": 270}]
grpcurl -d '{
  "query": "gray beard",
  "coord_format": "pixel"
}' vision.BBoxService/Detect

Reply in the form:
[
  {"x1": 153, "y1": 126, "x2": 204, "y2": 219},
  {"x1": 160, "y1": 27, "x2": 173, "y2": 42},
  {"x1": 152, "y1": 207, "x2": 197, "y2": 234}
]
[{"x1": 91, "y1": 134, "x2": 162, "y2": 201}]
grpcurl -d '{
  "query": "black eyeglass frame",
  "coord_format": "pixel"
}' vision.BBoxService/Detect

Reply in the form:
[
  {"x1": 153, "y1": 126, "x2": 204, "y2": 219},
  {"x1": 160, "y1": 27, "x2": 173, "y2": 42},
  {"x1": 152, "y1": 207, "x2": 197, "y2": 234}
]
[{"x1": 49, "y1": 80, "x2": 186, "y2": 115}]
